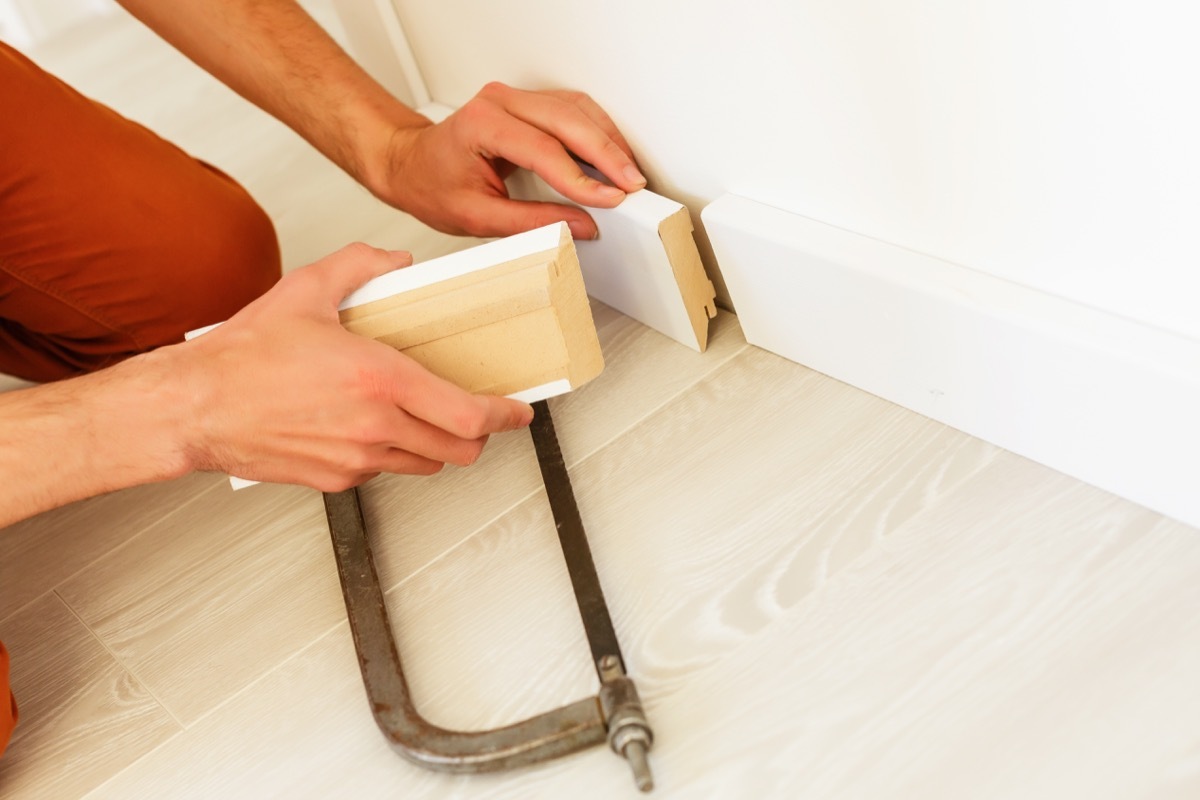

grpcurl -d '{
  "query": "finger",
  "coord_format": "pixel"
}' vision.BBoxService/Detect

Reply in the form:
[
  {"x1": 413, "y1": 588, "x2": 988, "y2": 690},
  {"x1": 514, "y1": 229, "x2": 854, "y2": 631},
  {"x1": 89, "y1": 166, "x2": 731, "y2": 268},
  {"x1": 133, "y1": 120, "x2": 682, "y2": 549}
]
[
  {"x1": 380, "y1": 411, "x2": 490, "y2": 467},
  {"x1": 492, "y1": 85, "x2": 646, "y2": 193},
  {"x1": 374, "y1": 448, "x2": 445, "y2": 476},
  {"x1": 542, "y1": 89, "x2": 637, "y2": 163},
  {"x1": 476, "y1": 108, "x2": 627, "y2": 208},
  {"x1": 460, "y1": 193, "x2": 598, "y2": 240},
  {"x1": 307, "y1": 243, "x2": 413, "y2": 305},
  {"x1": 389, "y1": 354, "x2": 535, "y2": 439}
]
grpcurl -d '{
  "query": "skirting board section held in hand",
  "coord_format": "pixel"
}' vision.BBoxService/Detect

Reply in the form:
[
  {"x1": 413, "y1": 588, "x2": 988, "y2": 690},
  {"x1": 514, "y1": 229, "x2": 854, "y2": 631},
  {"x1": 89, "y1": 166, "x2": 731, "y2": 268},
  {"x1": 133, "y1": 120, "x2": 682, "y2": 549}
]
[
  {"x1": 703, "y1": 193, "x2": 1200, "y2": 529},
  {"x1": 188, "y1": 222, "x2": 604, "y2": 489}
]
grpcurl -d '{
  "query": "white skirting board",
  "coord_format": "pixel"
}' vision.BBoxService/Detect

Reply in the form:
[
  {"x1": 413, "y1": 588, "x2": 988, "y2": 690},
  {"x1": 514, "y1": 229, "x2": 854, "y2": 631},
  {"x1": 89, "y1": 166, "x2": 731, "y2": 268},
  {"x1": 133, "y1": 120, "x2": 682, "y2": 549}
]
[{"x1": 703, "y1": 194, "x2": 1200, "y2": 529}]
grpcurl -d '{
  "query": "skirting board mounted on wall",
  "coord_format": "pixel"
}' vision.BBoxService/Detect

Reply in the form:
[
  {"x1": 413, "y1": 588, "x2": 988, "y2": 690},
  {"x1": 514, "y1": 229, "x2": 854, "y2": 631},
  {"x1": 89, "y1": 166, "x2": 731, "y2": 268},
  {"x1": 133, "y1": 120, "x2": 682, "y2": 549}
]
[{"x1": 703, "y1": 194, "x2": 1200, "y2": 529}]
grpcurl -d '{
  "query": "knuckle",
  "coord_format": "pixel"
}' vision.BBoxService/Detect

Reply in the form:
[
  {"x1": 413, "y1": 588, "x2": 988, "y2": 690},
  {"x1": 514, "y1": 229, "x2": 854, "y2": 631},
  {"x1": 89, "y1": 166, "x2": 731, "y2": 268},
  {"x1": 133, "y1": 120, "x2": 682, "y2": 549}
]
[
  {"x1": 388, "y1": 375, "x2": 411, "y2": 406},
  {"x1": 603, "y1": 138, "x2": 626, "y2": 158},
  {"x1": 342, "y1": 241, "x2": 382, "y2": 261},
  {"x1": 338, "y1": 448, "x2": 374, "y2": 476},
  {"x1": 459, "y1": 417, "x2": 488, "y2": 442},
  {"x1": 456, "y1": 97, "x2": 491, "y2": 126},
  {"x1": 480, "y1": 80, "x2": 510, "y2": 99},
  {"x1": 353, "y1": 420, "x2": 388, "y2": 446},
  {"x1": 559, "y1": 88, "x2": 587, "y2": 105},
  {"x1": 531, "y1": 135, "x2": 566, "y2": 165},
  {"x1": 452, "y1": 411, "x2": 488, "y2": 441}
]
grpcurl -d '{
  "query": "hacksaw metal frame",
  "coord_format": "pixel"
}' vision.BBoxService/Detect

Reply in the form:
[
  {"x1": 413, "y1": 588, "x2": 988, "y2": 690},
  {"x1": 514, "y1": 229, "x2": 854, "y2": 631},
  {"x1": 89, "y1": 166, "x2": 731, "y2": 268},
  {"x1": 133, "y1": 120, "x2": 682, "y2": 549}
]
[{"x1": 322, "y1": 401, "x2": 654, "y2": 790}]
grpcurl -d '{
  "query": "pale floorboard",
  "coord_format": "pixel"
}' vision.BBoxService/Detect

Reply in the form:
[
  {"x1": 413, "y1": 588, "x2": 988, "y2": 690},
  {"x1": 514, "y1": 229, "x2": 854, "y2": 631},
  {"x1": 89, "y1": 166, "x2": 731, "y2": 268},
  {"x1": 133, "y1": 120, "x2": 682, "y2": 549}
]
[
  {"x1": 2, "y1": 6, "x2": 1199, "y2": 800},
  {"x1": 0, "y1": 594, "x2": 179, "y2": 799}
]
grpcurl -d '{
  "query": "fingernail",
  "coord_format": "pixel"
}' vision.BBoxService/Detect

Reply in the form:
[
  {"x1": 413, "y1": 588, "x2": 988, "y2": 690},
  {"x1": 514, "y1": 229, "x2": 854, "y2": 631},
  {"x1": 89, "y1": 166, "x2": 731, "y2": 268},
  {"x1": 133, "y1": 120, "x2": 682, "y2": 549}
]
[
  {"x1": 521, "y1": 404, "x2": 535, "y2": 427},
  {"x1": 623, "y1": 164, "x2": 647, "y2": 188}
]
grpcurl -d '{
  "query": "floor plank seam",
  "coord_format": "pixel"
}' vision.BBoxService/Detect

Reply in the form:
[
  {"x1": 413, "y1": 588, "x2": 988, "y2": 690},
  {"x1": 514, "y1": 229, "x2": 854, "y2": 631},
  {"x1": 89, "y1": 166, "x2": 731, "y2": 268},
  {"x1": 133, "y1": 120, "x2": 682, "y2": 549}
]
[
  {"x1": 0, "y1": 590, "x2": 56, "y2": 629},
  {"x1": 80, "y1": 616, "x2": 358, "y2": 800},
  {"x1": 571, "y1": 332, "x2": 751, "y2": 478},
  {"x1": 85, "y1": 332, "x2": 761, "y2": 766},
  {"x1": 52, "y1": 588, "x2": 187, "y2": 734},
  {"x1": 0, "y1": 476, "x2": 229, "y2": 631}
]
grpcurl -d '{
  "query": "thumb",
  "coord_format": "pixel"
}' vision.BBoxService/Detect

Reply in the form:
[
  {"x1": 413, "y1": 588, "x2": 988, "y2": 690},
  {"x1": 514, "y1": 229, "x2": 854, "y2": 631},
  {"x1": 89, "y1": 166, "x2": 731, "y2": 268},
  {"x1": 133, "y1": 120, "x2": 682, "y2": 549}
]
[{"x1": 308, "y1": 243, "x2": 413, "y2": 305}]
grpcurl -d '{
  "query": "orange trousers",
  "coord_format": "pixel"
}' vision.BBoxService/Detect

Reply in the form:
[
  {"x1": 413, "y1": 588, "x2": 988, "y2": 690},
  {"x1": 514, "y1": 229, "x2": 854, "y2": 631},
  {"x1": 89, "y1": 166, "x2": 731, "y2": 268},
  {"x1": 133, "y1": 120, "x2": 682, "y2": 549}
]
[
  {"x1": 1, "y1": 641, "x2": 13, "y2": 757},
  {"x1": 1, "y1": 43, "x2": 283, "y2": 755}
]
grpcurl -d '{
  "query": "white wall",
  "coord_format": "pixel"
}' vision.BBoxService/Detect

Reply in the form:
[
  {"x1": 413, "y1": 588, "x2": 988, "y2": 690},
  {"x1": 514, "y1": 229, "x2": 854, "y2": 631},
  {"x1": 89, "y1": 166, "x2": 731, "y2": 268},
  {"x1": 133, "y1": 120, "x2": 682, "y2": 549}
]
[
  {"x1": 388, "y1": 0, "x2": 1200, "y2": 342},
  {"x1": 0, "y1": 0, "x2": 115, "y2": 47}
]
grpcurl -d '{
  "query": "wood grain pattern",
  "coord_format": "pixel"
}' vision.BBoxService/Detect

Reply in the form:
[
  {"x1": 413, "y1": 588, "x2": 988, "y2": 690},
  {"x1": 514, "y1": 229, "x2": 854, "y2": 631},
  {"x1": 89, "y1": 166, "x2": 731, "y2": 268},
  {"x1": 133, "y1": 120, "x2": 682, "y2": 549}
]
[
  {"x1": 54, "y1": 482, "x2": 339, "y2": 726},
  {"x1": 356, "y1": 303, "x2": 749, "y2": 591},
  {"x1": 3, "y1": 10, "x2": 1197, "y2": 800},
  {"x1": 79, "y1": 342, "x2": 1006, "y2": 800},
  {"x1": 0, "y1": 594, "x2": 179, "y2": 798},
  {"x1": 703, "y1": 193, "x2": 1200, "y2": 529},
  {"x1": 647, "y1": 457, "x2": 1200, "y2": 799},
  {"x1": 1, "y1": 472, "x2": 220, "y2": 614}
]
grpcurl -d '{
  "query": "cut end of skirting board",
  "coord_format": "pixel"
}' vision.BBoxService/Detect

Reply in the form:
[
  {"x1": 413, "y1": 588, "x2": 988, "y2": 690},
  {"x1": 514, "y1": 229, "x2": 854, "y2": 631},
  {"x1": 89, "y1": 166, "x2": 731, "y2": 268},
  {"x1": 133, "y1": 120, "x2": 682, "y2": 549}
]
[
  {"x1": 418, "y1": 102, "x2": 718, "y2": 352},
  {"x1": 495, "y1": 160, "x2": 717, "y2": 353}
]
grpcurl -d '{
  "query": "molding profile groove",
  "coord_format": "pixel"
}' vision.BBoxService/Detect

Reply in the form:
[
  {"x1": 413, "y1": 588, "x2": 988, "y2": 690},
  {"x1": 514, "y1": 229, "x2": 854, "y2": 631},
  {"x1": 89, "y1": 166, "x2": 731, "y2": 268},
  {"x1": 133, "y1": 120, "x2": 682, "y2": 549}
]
[
  {"x1": 703, "y1": 194, "x2": 1200, "y2": 529},
  {"x1": 190, "y1": 223, "x2": 602, "y2": 489},
  {"x1": 339, "y1": 222, "x2": 603, "y2": 398}
]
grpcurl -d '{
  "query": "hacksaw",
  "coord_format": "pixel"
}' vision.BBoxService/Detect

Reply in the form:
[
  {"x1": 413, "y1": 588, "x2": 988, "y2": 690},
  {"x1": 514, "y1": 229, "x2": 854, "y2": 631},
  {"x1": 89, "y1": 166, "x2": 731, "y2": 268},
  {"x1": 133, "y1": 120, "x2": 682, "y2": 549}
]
[
  {"x1": 190, "y1": 218, "x2": 708, "y2": 788},
  {"x1": 322, "y1": 400, "x2": 654, "y2": 790}
]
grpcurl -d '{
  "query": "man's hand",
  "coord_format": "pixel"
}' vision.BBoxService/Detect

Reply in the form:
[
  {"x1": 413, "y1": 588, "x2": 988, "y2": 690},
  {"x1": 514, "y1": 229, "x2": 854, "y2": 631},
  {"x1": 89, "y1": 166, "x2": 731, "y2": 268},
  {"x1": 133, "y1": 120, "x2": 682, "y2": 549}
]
[
  {"x1": 177, "y1": 243, "x2": 534, "y2": 490},
  {"x1": 116, "y1": 1, "x2": 642, "y2": 239},
  {"x1": 368, "y1": 83, "x2": 645, "y2": 241},
  {"x1": 0, "y1": 244, "x2": 534, "y2": 527}
]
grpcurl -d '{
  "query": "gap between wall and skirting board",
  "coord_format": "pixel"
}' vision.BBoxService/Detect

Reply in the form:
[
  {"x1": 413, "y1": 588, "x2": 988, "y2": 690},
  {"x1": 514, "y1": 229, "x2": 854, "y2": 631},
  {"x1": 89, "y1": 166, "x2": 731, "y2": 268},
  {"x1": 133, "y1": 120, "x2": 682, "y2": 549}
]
[{"x1": 703, "y1": 194, "x2": 1200, "y2": 530}]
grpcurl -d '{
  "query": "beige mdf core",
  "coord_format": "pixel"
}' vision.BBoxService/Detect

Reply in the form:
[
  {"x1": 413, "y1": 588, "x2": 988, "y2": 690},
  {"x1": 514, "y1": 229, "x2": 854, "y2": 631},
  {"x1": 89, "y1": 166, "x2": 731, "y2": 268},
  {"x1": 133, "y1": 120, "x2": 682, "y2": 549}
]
[{"x1": 338, "y1": 223, "x2": 604, "y2": 397}]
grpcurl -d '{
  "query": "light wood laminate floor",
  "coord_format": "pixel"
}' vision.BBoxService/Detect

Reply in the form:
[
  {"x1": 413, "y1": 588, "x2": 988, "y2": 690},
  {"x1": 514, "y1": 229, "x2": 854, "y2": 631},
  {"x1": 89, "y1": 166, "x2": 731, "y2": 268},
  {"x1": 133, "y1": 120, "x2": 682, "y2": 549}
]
[{"x1": 2, "y1": 8, "x2": 1199, "y2": 799}]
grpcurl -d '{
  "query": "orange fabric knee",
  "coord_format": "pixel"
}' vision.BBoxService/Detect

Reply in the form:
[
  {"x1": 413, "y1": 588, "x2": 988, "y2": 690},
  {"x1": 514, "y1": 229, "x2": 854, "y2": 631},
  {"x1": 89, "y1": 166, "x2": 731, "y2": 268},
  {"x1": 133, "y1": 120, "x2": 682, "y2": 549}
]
[
  {"x1": 0, "y1": 639, "x2": 15, "y2": 758},
  {"x1": 0, "y1": 42, "x2": 281, "y2": 383}
]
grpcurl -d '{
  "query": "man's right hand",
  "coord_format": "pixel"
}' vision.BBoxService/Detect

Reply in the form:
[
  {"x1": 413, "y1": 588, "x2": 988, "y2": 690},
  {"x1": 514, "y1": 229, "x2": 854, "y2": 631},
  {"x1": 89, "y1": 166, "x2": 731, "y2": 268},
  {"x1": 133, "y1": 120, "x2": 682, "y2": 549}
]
[
  {"x1": 173, "y1": 243, "x2": 534, "y2": 490},
  {"x1": 0, "y1": 243, "x2": 532, "y2": 528}
]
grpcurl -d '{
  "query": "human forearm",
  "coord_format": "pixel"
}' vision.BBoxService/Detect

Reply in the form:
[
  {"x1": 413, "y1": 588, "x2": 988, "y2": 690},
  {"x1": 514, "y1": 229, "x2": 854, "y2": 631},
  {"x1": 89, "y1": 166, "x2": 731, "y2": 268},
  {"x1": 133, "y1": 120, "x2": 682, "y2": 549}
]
[
  {"x1": 0, "y1": 243, "x2": 533, "y2": 528},
  {"x1": 118, "y1": 0, "x2": 647, "y2": 239},
  {"x1": 114, "y1": 0, "x2": 428, "y2": 186},
  {"x1": 0, "y1": 351, "x2": 192, "y2": 528}
]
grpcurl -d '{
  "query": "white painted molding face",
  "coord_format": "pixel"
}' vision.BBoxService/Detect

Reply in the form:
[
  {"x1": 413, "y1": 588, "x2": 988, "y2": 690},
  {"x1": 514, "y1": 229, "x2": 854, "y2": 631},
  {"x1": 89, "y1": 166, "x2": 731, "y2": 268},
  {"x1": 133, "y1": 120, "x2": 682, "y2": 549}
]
[{"x1": 703, "y1": 193, "x2": 1200, "y2": 529}]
